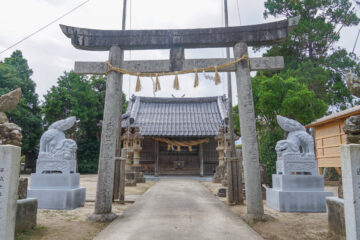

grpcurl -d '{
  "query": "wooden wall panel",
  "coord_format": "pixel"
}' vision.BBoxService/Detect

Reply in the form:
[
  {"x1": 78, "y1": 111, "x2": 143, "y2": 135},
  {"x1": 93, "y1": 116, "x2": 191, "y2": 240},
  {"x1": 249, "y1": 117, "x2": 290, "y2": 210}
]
[{"x1": 314, "y1": 119, "x2": 345, "y2": 170}]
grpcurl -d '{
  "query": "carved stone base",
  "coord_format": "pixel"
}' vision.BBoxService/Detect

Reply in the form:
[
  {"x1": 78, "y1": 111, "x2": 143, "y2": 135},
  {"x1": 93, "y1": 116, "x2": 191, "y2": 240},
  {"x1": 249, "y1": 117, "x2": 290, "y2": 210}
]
[
  {"x1": 87, "y1": 212, "x2": 117, "y2": 222},
  {"x1": 276, "y1": 153, "x2": 317, "y2": 175},
  {"x1": 36, "y1": 153, "x2": 76, "y2": 174}
]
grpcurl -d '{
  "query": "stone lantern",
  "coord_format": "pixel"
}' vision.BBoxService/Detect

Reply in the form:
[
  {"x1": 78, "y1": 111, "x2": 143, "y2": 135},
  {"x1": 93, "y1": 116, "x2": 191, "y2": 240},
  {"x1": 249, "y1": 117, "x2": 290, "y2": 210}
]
[
  {"x1": 121, "y1": 126, "x2": 134, "y2": 171},
  {"x1": 215, "y1": 127, "x2": 225, "y2": 166},
  {"x1": 224, "y1": 128, "x2": 232, "y2": 157},
  {"x1": 122, "y1": 126, "x2": 134, "y2": 150},
  {"x1": 132, "y1": 126, "x2": 143, "y2": 166}
]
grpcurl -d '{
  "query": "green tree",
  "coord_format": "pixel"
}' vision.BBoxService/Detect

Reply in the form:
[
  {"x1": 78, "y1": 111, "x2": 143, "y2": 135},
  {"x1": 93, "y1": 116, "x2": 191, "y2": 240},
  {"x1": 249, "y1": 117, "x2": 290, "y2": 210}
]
[
  {"x1": 42, "y1": 72, "x2": 127, "y2": 173},
  {"x1": 233, "y1": 74, "x2": 328, "y2": 183},
  {"x1": 253, "y1": 74, "x2": 328, "y2": 128},
  {"x1": 263, "y1": 0, "x2": 360, "y2": 108},
  {"x1": 0, "y1": 50, "x2": 42, "y2": 170}
]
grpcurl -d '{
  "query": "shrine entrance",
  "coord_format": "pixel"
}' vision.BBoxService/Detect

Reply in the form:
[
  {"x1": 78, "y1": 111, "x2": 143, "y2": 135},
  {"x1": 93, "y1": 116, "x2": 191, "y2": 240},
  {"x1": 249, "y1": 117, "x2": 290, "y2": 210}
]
[
  {"x1": 158, "y1": 139, "x2": 200, "y2": 175},
  {"x1": 60, "y1": 14, "x2": 299, "y2": 222}
]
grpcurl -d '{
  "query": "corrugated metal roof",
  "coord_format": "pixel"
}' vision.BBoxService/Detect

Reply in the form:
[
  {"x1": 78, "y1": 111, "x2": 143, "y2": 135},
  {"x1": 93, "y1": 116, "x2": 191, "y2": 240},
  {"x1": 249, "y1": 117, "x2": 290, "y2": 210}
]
[
  {"x1": 122, "y1": 95, "x2": 228, "y2": 137},
  {"x1": 306, "y1": 105, "x2": 360, "y2": 128}
]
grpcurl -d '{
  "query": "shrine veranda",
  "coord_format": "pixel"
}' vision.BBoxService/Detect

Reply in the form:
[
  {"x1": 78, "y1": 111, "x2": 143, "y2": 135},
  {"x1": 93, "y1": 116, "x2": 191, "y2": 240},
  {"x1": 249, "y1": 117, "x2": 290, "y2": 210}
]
[{"x1": 61, "y1": 17, "x2": 299, "y2": 222}]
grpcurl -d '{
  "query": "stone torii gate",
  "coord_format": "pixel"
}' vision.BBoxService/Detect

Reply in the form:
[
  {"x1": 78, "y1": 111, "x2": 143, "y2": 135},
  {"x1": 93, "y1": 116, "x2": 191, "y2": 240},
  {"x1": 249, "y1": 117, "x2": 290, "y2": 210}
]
[{"x1": 60, "y1": 16, "x2": 299, "y2": 222}]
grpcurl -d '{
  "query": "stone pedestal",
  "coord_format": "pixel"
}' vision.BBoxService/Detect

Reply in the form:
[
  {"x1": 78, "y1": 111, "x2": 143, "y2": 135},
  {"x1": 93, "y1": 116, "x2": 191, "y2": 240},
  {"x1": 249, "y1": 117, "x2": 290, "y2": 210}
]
[
  {"x1": 125, "y1": 172, "x2": 136, "y2": 186},
  {"x1": 15, "y1": 176, "x2": 38, "y2": 233},
  {"x1": 213, "y1": 164, "x2": 226, "y2": 183},
  {"x1": 28, "y1": 173, "x2": 85, "y2": 210},
  {"x1": 131, "y1": 165, "x2": 145, "y2": 183},
  {"x1": 15, "y1": 198, "x2": 37, "y2": 233},
  {"x1": 341, "y1": 144, "x2": 360, "y2": 239},
  {"x1": 326, "y1": 197, "x2": 345, "y2": 239},
  {"x1": 0, "y1": 145, "x2": 21, "y2": 240},
  {"x1": 266, "y1": 174, "x2": 332, "y2": 212}
]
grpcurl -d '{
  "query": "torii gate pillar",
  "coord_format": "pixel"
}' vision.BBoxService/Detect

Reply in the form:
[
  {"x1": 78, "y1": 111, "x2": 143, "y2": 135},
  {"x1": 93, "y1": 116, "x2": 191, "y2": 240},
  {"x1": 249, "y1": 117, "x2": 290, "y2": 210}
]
[
  {"x1": 88, "y1": 46, "x2": 124, "y2": 222},
  {"x1": 234, "y1": 42, "x2": 264, "y2": 220}
]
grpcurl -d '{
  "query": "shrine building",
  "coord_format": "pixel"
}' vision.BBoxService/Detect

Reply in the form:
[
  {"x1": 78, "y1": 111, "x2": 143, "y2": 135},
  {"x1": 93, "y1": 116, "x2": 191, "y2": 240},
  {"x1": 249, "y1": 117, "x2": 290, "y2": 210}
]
[{"x1": 121, "y1": 95, "x2": 233, "y2": 176}]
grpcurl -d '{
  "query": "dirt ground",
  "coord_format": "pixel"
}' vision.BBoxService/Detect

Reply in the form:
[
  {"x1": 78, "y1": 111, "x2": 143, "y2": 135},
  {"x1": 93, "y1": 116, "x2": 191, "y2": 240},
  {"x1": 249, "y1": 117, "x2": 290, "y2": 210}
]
[
  {"x1": 16, "y1": 175, "x2": 338, "y2": 240},
  {"x1": 202, "y1": 182, "x2": 338, "y2": 240},
  {"x1": 16, "y1": 175, "x2": 155, "y2": 240}
]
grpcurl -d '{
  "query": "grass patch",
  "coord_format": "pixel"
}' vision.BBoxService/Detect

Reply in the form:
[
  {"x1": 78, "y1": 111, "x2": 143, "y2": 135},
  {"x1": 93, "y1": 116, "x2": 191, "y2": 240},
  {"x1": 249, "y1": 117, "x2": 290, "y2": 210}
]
[{"x1": 15, "y1": 225, "x2": 47, "y2": 240}]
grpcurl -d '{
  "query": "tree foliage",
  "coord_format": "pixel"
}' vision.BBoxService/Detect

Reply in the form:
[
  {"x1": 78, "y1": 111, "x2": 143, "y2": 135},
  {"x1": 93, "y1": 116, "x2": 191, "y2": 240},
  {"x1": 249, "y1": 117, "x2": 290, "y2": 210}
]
[
  {"x1": 263, "y1": 0, "x2": 360, "y2": 108},
  {"x1": 42, "y1": 72, "x2": 127, "y2": 173},
  {"x1": 0, "y1": 50, "x2": 42, "y2": 169}
]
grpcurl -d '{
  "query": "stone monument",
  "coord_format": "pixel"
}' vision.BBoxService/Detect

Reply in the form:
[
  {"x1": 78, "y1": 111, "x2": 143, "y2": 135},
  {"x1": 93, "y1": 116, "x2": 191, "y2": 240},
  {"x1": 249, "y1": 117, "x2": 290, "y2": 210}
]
[
  {"x1": 266, "y1": 115, "x2": 332, "y2": 212},
  {"x1": 341, "y1": 144, "x2": 360, "y2": 239},
  {"x1": 0, "y1": 89, "x2": 22, "y2": 240},
  {"x1": 28, "y1": 116, "x2": 86, "y2": 210},
  {"x1": 0, "y1": 145, "x2": 21, "y2": 240}
]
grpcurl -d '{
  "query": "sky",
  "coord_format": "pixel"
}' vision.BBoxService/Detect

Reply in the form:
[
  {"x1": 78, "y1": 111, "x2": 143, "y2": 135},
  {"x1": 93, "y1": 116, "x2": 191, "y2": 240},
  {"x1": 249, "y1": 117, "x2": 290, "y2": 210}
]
[{"x1": 0, "y1": 0, "x2": 359, "y2": 104}]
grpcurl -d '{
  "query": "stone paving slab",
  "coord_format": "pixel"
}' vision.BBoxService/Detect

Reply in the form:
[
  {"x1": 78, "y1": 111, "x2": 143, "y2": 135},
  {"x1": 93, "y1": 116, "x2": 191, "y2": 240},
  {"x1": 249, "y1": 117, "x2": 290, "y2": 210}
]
[{"x1": 94, "y1": 179, "x2": 263, "y2": 240}]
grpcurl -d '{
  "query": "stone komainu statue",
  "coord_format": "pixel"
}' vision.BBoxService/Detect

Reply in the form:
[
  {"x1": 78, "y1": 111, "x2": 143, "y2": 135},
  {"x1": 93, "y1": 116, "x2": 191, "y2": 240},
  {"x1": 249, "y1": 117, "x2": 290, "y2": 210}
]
[
  {"x1": 37, "y1": 116, "x2": 77, "y2": 174},
  {"x1": 275, "y1": 115, "x2": 317, "y2": 175},
  {"x1": 275, "y1": 115, "x2": 315, "y2": 158}
]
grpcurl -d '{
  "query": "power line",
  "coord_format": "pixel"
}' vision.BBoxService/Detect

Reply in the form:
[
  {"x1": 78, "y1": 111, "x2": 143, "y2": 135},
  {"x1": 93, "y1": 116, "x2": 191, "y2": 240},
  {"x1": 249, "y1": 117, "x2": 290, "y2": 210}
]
[{"x1": 0, "y1": 0, "x2": 90, "y2": 56}]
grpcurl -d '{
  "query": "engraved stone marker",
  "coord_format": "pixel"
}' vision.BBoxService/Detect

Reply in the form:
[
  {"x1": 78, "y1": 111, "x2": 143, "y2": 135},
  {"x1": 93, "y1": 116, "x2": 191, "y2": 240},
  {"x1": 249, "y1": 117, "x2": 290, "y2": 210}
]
[
  {"x1": 0, "y1": 145, "x2": 21, "y2": 240},
  {"x1": 341, "y1": 144, "x2": 360, "y2": 239}
]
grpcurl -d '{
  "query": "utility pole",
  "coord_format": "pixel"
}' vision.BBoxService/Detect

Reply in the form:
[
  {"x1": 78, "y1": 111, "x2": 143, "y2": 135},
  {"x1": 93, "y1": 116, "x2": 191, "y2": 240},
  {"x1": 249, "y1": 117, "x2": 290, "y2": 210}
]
[
  {"x1": 224, "y1": 0, "x2": 243, "y2": 205},
  {"x1": 224, "y1": 0, "x2": 236, "y2": 158},
  {"x1": 122, "y1": 0, "x2": 127, "y2": 30}
]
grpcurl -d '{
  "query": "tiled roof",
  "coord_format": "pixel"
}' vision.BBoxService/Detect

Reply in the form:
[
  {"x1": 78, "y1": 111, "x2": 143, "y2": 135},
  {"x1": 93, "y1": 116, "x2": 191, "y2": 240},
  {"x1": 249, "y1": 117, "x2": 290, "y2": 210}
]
[
  {"x1": 122, "y1": 95, "x2": 228, "y2": 137},
  {"x1": 306, "y1": 105, "x2": 360, "y2": 128}
]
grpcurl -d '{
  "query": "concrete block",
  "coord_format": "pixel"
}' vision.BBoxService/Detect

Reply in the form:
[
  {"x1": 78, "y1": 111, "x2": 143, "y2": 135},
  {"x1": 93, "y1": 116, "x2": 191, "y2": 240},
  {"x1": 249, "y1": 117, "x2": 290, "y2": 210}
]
[
  {"x1": 0, "y1": 145, "x2": 21, "y2": 240},
  {"x1": 326, "y1": 197, "x2": 345, "y2": 239},
  {"x1": 15, "y1": 198, "x2": 37, "y2": 233},
  {"x1": 28, "y1": 187, "x2": 85, "y2": 210},
  {"x1": 266, "y1": 188, "x2": 332, "y2": 212}
]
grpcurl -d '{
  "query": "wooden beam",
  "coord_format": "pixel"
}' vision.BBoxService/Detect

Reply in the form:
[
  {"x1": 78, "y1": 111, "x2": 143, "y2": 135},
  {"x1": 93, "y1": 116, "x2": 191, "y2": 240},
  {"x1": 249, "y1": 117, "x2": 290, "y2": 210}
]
[
  {"x1": 155, "y1": 141, "x2": 159, "y2": 177},
  {"x1": 199, "y1": 143, "x2": 204, "y2": 177},
  {"x1": 74, "y1": 57, "x2": 284, "y2": 75},
  {"x1": 60, "y1": 17, "x2": 299, "y2": 51}
]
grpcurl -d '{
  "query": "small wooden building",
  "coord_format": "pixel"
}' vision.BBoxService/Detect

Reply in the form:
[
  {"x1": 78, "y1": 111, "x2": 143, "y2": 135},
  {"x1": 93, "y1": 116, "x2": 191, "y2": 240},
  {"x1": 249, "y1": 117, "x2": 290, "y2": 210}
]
[
  {"x1": 306, "y1": 105, "x2": 360, "y2": 175},
  {"x1": 121, "y1": 95, "x2": 230, "y2": 176}
]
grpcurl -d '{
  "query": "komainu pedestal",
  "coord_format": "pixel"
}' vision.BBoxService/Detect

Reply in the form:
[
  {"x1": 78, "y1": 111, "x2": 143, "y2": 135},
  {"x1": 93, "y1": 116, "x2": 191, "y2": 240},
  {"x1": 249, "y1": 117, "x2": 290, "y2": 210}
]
[
  {"x1": 28, "y1": 117, "x2": 86, "y2": 210},
  {"x1": 266, "y1": 115, "x2": 332, "y2": 212}
]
